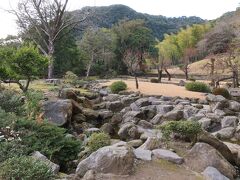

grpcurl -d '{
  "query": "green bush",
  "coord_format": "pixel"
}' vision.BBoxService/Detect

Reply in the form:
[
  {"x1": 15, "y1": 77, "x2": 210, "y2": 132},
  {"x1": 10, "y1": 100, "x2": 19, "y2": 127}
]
[
  {"x1": 63, "y1": 71, "x2": 79, "y2": 86},
  {"x1": 13, "y1": 119, "x2": 82, "y2": 168},
  {"x1": 88, "y1": 132, "x2": 111, "y2": 152},
  {"x1": 150, "y1": 78, "x2": 159, "y2": 83},
  {"x1": 158, "y1": 121, "x2": 202, "y2": 142},
  {"x1": 0, "y1": 108, "x2": 17, "y2": 128},
  {"x1": 0, "y1": 90, "x2": 25, "y2": 116},
  {"x1": 24, "y1": 90, "x2": 44, "y2": 118},
  {"x1": 0, "y1": 141, "x2": 28, "y2": 163},
  {"x1": 0, "y1": 156, "x2": 54, "y2": 180},
  {"x1": 185, "y1": 82, "x2": 210, "y2": 93},
  {"x1": 212, "y1": 88, "x2": 231, "y2": 99},
  {"x1": 110, "y1": 81, "x2": 127, "y2": 93}
]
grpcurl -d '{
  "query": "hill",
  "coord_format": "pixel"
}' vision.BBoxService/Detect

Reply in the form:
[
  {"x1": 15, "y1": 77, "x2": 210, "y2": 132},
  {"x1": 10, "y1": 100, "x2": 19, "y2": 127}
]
[{"x1": 71, "y1": 4, "x2": 205, "y2": 40}]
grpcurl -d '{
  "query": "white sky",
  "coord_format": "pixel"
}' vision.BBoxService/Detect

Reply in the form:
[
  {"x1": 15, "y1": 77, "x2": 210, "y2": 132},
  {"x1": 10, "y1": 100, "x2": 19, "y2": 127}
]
[{"x1": 0, "y1": 0, "x2": 238, "y2": 38}]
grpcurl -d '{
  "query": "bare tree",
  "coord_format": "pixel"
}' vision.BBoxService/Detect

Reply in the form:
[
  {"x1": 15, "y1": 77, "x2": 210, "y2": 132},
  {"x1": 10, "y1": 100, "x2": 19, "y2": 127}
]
[{"x1": 9, "y1": 0, "x2": 87, "y2": 78}]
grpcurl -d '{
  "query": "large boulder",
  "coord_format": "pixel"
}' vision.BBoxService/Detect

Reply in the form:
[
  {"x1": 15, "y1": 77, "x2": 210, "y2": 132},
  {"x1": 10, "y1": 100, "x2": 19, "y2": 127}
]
[
  {"x1": 152, "y1": 149, "x2": 184, "y2": 164},
  {"x1": 118, "y1": 123, "x2": 140, "y2": 140},
  {"x1": 106, "y1": 101, "x2": 123, "y2": 112},
  {"x1": 75, "y1": 144, "x2": 134, "y2": 177},
  {"x1": 31, "y1": 151, "x2": 60, "y2": 174},
  {"x1": 163, "y1": 110, "x2": 184, "y2": 121},
  {"x1": 184, "y1": 143, "x2": 236, "y2": 179},
  {"x1": 214, "y1": 127, "x2": 235, "y2": 140},
  {"x1": 59, "y1": 88, "x2": 78, "y2": 101},
  {"x1": 156, "y1": 105, "x2": 173, "y2": 114},
  {"x1": 221, "y1": 116, "x2": 238, "y2": 128},
  {"x1": 229, "y1": 101, "x2": 240, "y2": 112},
  {"x1": 202, "y1": 166, "x2": 230, "y2": 180},
  {"x1": 133, "y1": 148, "x2": 152, "y2": 161},
  {"x1": 135, "y1": 98, "x2": 151, "y2": 107},
  {"x1": 42, "y1": 99, "x2": 72, "y2": 126}
]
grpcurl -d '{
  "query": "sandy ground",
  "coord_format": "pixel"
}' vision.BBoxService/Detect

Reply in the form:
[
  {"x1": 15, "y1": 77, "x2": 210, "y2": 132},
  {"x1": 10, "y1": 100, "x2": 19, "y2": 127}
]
[{"x1": 102, "y1": 79, "x2": 206, "y2": 99}]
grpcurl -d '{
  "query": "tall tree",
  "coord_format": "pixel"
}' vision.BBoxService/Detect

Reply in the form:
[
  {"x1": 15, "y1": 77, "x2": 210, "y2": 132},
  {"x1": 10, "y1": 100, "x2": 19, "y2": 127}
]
[
  {"x1": 10, "y1": 0, "x2": 86, "y2": 78},
  {"x1": 113, "y1": 20, "x2": 156, "y2": 89}
]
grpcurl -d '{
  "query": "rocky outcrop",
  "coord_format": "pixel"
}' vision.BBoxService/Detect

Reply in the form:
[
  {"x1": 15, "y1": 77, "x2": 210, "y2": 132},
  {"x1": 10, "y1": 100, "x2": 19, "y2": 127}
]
[{"x1": 75, "y1": 144, "x2": 134, "y2": 177}]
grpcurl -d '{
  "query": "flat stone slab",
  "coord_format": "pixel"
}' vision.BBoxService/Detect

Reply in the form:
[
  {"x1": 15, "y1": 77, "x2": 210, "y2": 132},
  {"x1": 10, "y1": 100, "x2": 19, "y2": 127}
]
[
  {"x1": 152, "y1": 149, "x2": 184, "y2": 164},
  {"x1": 133, "y1": 149, "x2": 152, "y2": 161}
]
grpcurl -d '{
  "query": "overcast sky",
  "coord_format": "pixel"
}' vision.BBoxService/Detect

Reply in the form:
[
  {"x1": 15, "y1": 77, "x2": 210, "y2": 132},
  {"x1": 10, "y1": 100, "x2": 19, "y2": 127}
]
[{"x1": 0, "y1": 0, "x2": 238, "y2": 38}]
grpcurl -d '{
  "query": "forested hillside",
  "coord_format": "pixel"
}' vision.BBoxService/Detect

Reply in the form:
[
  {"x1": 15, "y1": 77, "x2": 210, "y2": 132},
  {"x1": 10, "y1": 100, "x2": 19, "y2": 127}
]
[{"x1": 71, "y1": 4, "x2": 205, "y2": 40}]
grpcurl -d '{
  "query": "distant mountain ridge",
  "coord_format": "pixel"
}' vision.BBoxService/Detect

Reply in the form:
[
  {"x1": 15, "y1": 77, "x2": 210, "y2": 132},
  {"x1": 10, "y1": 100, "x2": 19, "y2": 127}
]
[{"x1": 71, "y1": 4, "x2": 205, "y2": 40}]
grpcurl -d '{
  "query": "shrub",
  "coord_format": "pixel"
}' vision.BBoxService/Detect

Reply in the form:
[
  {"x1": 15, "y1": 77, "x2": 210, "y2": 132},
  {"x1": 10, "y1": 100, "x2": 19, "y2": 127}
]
[
  {"x1": 13, "y1": 119, "x2": 82, "y2": 168},
  {"x1": 0, "y1": 156, "x2": 54, "y2": 180},
  {"x1": 212, "y1": 88, "x2": 231, "y2": 99},
  {"x1": 0, "y1": 108, "x2": 17, "y2": 128},
  {"x1": 63, "y1": 71, "x2": 79, "y2": 86},
  {"x1": 150, "y1": 78, "x2": 159, "y2": 83},
  {"x1": 88, "y1": 132, "x2": 111, "y2": 152},
  {"x1": 24, "y1": 90, "x2": 44, "y2": 118},
  {"x1": 110, "y1": 81, "x2": 127, "y2": 93},
  {"x1": 0, "y1": 141, "x2": 28, "y2": 163},
  {"x1": 158, "y1": 121, "x2": 202, "y2": 143},
  {"x1": 185, "y1": 82, "x2": 210, "y2": 93},
  {"x1": 0, "y1": 90, "x2": 25, "y2": 116}
]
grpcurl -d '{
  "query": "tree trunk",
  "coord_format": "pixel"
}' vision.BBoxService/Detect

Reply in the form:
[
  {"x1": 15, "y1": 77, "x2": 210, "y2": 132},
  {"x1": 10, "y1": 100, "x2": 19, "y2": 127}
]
[
  {"x1": 86, "y1": 53, "x2": 94, "y2": 78},
  {"x1": 134, "y1": 74, "x2": 139, "y2": 89},
  {"x1": 210, "y1": 58, "x2": 215, "y2": 87},
  {"x1": 47, "y1": 40, "x2": 55, "y2": 79},
  {"x1": 157, "y1": 62, "x2": 163, "y2": 83},
  {"x1": 164, "y1": 68, "x2": 171, "y2": 81},
  {"x1": 184, "y1": 66, "x2": 189, "y2": 80},
  {"x1": 23, "y1": 78, "x2": 31, "y2": 93}
]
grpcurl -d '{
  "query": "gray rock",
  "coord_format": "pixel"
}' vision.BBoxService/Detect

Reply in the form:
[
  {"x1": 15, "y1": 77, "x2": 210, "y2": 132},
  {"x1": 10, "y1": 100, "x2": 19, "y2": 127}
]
[
  {"x1": 140, "y1": 105, "x2": 157, "y2": 119},
  {"x1": 206, "y1": 94, "x2": 226, "y2": 102},
  {"x1": 110, "y1": 113, "x2": 122, "y2": 125},
  {"x1": 85, "y1": 128, "x2": 100, "y2": 135},
  {"x1": 163, "y1": 110, "x2": 184, "y2": 121},
  {"x1": 183, "y1": 106, "x2": 199, "y2": 119},
  {"x1": 138, "y1": 120, "x2": 153, "y2": 129},
  {"x1": 150, "y1": 114, "x2": 163, "y2": 125},
  {"x1": 152, "y1": 149, "x2": 183, "y2": 164},
  {"x1": 179, "y1": 80, "x2": 186, "y2": 86},
  {"x1": 185, "y1": 143, "x2": 236, "y2": 179},
  {"x1": 98, "y1": 110, "x2": 113, "y2": 120},
  {"x1": 103, "y1": 94, "x2": 119, "y2": 102},
  {"x1": 138, "y1": 137, "x2": 161, "y2": 150},
  {"x1": 127, "y1": 139, "x2": 143, "y2": 148},
  {"x1": 133, "y1": 149, "x2": 152, "y2": 161},
  {"x1": 130, "y1": 102, "x2": 140, "y2": 111},
  {"x1": 214, "y1": 127, "x2": 235, "y2": 140},
  {"x1": 76, "y1": 144, "x2": 134, "y2": 177},
  {"x1": 123, "y1": 111, "x2": 145, "y2": 120},
  {"x1": 31, "y1": 151, "x2": 60, "y2": 174},
  {"x1": 135, "y1": 98, "x2": 151, "y2": 107},
  {"x1": 156, "y1": 105, "x2": 173, "y2": 114},
  {"x1": 121, "y1": 97, "x2": 138, "y2": 106},
  {"x1": 202, "y1": 166, "x2": 229, "y2": 180},
  {"x1": 42, "y1": 99, "x2": 72, "y2": 126},
  {"x1": 229, "y1": 101, "x2": 240, "y2": 112},
  {"x1": 118, "y1": 123, "x2": 139, "y2": 140},
  {"x1": 199, "y1": 118, "x2": 212, "y2": 130},
  {"x1": 221, "y1": 116, "x2": 238, "y2": 128},
  {"x1": 100, "y1": 123, "x2": 114, "y2": 135},
  {"x1": 82, "y1": 170, "x2": 96, "y2": 180},
  {"x1": 106, "y1": 101, "x2": 123, "y2": 112}
]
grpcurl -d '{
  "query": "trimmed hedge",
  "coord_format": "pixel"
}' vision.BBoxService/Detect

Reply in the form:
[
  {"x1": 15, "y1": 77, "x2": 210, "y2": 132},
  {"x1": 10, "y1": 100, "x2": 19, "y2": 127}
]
[
  {"x1": 110, "y1": 81, "x2": 127, "y2": 93},
  {"x1": 212, "y1": 88, "x2": 231, "y2": 99},
  {"x1": 185, "y1": 82, "x2": 210, "y2": 93}
]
